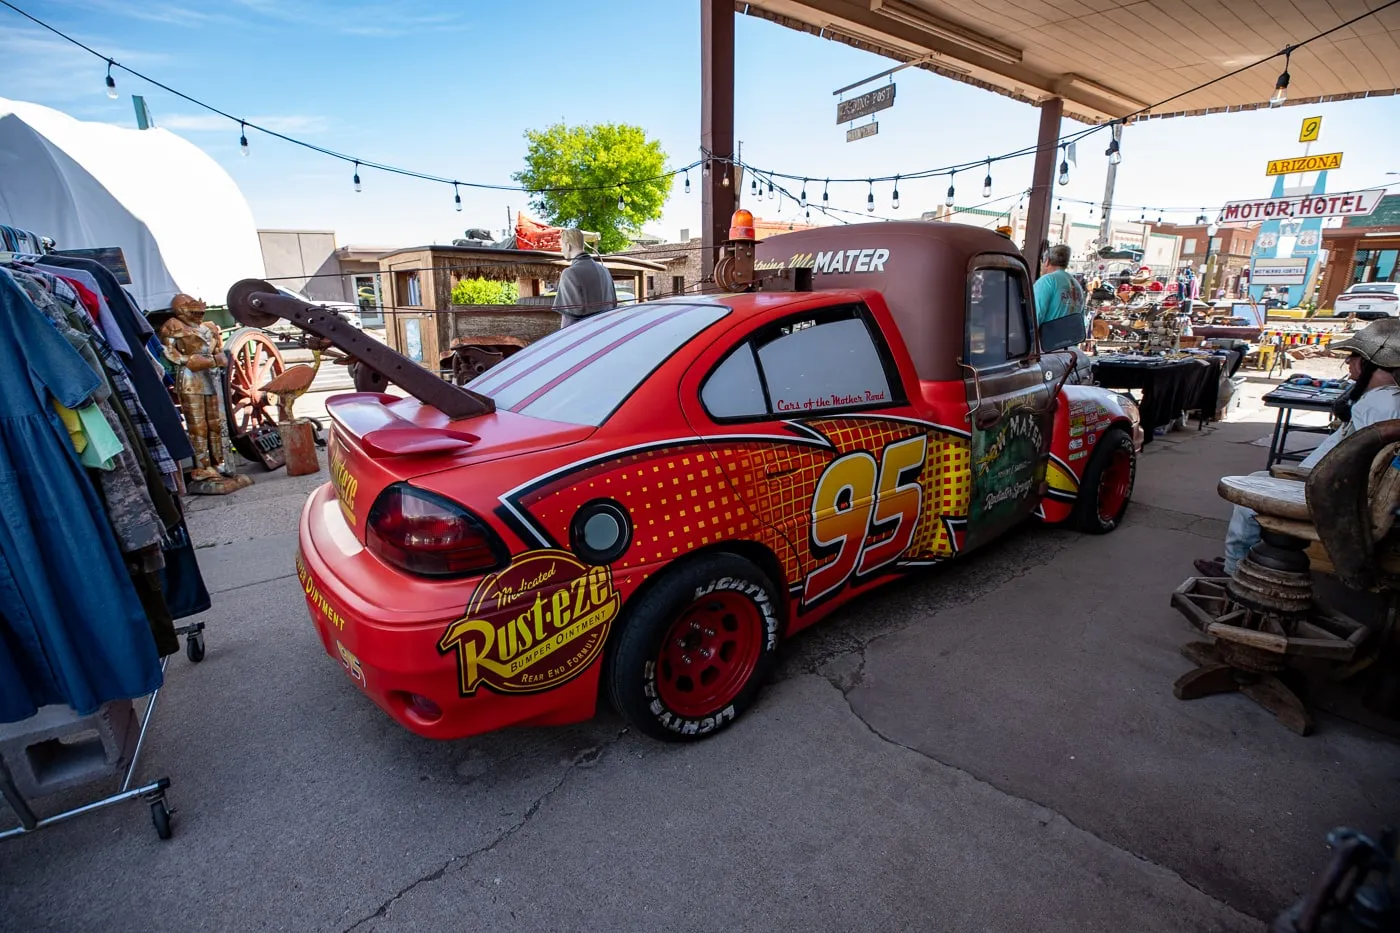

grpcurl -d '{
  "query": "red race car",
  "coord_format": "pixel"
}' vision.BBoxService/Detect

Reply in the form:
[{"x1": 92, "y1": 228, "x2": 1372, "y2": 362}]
[{"x1": 240, "y1": 221, "x2": 1141, "y2": 743}]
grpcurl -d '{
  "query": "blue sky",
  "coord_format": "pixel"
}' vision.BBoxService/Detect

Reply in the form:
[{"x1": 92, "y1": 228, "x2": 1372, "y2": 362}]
[{"x1": 4, "y1": 0, "x2": 1400, "y2": 249}]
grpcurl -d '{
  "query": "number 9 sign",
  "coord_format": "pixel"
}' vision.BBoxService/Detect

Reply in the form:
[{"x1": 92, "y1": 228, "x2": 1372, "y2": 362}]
[{"x1": 803, "y1": 435, "x2": 928, "y2": 605}]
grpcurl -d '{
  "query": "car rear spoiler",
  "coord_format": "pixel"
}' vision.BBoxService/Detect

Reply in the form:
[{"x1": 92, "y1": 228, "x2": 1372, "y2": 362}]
[{"x1": 226, "y1": 278, "x2": 494, "y2": 420}]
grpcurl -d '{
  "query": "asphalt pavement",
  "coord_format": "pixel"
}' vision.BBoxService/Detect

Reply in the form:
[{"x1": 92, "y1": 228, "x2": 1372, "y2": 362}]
[{"x1": 2, "y1": 371, "x2": 1397, "y2": 932}]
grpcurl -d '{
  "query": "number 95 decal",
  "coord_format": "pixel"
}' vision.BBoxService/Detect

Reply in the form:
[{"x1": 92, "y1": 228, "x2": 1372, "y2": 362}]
[{"x1": 803, "y1": 435, "x2": 927, "y2": 606}]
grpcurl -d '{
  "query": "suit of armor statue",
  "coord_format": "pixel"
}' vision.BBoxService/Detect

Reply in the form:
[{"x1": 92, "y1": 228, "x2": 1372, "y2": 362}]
[{"x1": 160, "y1": 294, "x2": 230, "y2": 481}]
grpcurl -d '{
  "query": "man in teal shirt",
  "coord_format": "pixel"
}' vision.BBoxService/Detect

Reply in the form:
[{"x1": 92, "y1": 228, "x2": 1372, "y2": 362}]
[{"x1": 1034, "y1": 244, "x2": 1085, "y2": 326}]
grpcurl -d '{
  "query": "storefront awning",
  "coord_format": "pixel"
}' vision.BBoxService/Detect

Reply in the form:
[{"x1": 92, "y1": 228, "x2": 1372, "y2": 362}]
[{"x1": 741, "y1": 1, "x2": 1400, "y2": 123}]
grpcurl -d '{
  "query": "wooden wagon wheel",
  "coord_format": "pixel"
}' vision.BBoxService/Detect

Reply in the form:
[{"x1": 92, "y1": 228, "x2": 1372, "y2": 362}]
[{"x1": 225, "y1": 328, "x2": 285, "y2": 434}]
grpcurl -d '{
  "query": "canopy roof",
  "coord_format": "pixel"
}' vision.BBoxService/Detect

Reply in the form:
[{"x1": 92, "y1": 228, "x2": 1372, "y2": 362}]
[
  {"x1": 742, "y1": 1, "x2": 1400, "y2": 123},
  {"x1": 0, "y1": 98, "x2": 264, "y2": 310}
]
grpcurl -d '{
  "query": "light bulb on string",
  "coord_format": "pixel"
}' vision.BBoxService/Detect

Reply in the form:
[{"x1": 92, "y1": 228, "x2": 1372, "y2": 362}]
[
  {"x1": 453, "y1": 183, "x2": 462, "y2": 212},
  {"x1": 1058, "y1": 148, "x2": 1069, "y2": 186},
  {"x1": 1271, "y1": 48, "x2": 1291, "y2": 107},
  {"x1": 799, "y1": 180, "x2": 808, "y2": 209},
  {"x1": 892, "y1": 176, "x2": 900, "y2": 211},
  {"x1": 946, "y1": 172, "x2": 956, "y2": 208},
  {"x1": 982, "y1": 160, "x2": 992, "y2": 198},
  {"x1": 683, "y1": 171, "x2": 690, "y2": 195},
  {"x1": 866, "y1": 180, "x2": 875, "y2": 213},
  {"x1": 702, "y1": 160, "x2": 710, "y2": 179},
  {"x1": 1105, "y1": 126, "x2": 1122, "y2": 165},
  {"x1": 805, "y1": 208, "x2": 811, "y2": 221},
  {"x1": 617, "y1": 190, "x2": 625, "y2": 211},
  {"x1": 721, "y1": 170, "x2": 730, "y2": 188},
  {"x1": 104, "y1": 60, "x2": 118, "y2": 99},
  {"x1": 822, "y1": 179, "x2": 829, "y2": 206},
  {"x1": 239, "y1": 121, "x2": 249, "y2": 157},
  {"x1": 353, "y1": 161, "x2": 361, "y2": 193},
  {"x1": 751, "y1": 176, "x2": 758, "y2": 196},
  {"x1": 767, "y1": 178, "x2": 775, "y2": 200},
  {"x1": 1156, "y1": 212, "x2": 1163, "y2": 225}
]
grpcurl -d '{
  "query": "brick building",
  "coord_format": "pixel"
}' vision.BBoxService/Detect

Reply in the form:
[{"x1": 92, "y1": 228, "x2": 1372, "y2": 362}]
[
  {"x1": 1149, "y1": 222, "x2": 1257, "y2": 299},
  {"x1": 627, "y1": 218, "x2": 820, "y2": 297},
  {"x1": 1318, "y1": 195, "x2": 1400, "y2": 309}
]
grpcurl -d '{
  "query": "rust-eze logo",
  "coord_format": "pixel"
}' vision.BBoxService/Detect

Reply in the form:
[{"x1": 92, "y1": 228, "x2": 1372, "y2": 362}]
[
  {"x1": 438, "y1": 550, "x2": 620, "y2": 695},
  {"x1": 328, "y1": 439, "x2": 358, "y2": 525}
]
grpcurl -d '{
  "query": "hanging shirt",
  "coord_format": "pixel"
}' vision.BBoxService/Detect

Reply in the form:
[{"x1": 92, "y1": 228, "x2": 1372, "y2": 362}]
[{"x1": 1034, "y1": 269, "x2": 1085, "y2": 325}]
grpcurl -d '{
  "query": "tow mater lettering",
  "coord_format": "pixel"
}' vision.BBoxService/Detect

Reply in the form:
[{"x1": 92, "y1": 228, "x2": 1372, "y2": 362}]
[{"x1": 814, "y1": 248, "x2": 890, "y2": 274}]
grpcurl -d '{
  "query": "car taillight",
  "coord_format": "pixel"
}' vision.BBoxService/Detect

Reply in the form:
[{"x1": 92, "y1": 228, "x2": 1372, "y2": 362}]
[{"x1": 366, "y1": 483, "x2": 505, "y2": 577}]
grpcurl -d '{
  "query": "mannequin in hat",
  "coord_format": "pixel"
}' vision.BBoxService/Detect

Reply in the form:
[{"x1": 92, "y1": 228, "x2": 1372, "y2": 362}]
[
  {"x1": 1195, "y1": 317, "x2": 1400, "y2": 577},
  {"x1": 160, "y1": 293, "x2": 231, "y2": 482},
  {"x1": 554, "y1": 228, "x2": 617, "y2": 327}
]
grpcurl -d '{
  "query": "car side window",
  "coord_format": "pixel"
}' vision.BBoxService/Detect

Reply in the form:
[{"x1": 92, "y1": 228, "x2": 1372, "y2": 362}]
[
  {"x1": 700, "y1": 305, "x2": 898, "y2": 420},
  {"x1": 967, "y1": 268, "x2": 1032, "y2": 367},
  {"x1": 700, "y1": 345, "x2": 767, "y2": 418}
]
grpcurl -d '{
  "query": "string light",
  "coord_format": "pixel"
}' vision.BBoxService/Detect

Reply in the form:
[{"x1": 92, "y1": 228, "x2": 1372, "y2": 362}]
[
  {"x1": 239, "y1": 121, "x2": 249, "y2": 157},
  {"x1": 721, "y1": 172, "x2": 730, "y2": 187},
  {"x1": 453, "y1": 183, "x2": 462, "y2": 212},
  {"x1": 767, "y1": 177, "x2": 775, "y2": 200},
  {"x1": 1156, "y1": 212, "x2": 1163, "y2": 224},
  {"x1": 751, "y1": 175, "x2": 758, "y2": 196},
  {"x1": 946, "y1": 171, "x2": 956, "y2": 208},
  {"x1": 866, "y1": 179, "x2": 875, "y2": 213},
  {"x1": 1106, "y1": 129, "x2": 1122, "y2": 165},
  {"x1": 352, "y1": 161, "x2": 361, "y2": 193},
  {"x1": 891, "y1": 175, "x2": 900, "y2": 211},
  {"x1": 702, "y1": 160, "x2": 710, "y2": 179},
  {"x1": 982, "y1": 159, "x2": 992, "y2": 198},
  {"x1": 1272, "y1": 47, "x2": 1292, "y2": 106},
  {"x1": 1057, "y1": 147, "x2": 1069, "y2": 185},
  {"x1": 617, "y1": 190, "x2": 625, "y2": 210},
  {"x1": 822, "y1": 179, "x2": 829, "y2": 206},
  {"x1": 683, "y1": 171, "x2": 690, "y2": 195},
  {"x1": 799, "y1": 180, "x2": 808, "y2": 208},
  {"x1": 104, "y1": 59, "x2": 117, "y2": 99}
]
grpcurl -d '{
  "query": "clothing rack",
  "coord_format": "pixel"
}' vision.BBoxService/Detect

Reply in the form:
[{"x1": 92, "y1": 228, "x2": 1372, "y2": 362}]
[{"x1": 0, "y1": 226, "x2": 208, "y2": 842}]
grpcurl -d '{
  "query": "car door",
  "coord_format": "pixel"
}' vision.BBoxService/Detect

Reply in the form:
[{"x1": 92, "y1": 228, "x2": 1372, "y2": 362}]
[
  {"x1": 681, "y1": 301, "x2": 932, "y2": 610},
  {"x1": 962, "y1": 256, "x2": 1053, "y2": 550}
]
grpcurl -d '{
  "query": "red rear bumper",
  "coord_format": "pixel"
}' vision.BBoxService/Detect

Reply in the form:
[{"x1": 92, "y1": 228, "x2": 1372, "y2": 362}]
[{"x1": 296, "y1": 483, "x2": 601, "y2": 739}]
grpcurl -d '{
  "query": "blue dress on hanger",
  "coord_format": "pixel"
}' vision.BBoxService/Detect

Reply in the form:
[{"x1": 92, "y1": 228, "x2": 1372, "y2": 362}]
[{"x1": 0, "y1": 270, "x2": 162, "y2": 723}]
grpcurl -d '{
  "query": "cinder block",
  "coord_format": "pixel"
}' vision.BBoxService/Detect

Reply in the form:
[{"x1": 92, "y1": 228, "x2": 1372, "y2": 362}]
[{"x1": 0, "y1": 701, "x2": 138, "y2": 799}]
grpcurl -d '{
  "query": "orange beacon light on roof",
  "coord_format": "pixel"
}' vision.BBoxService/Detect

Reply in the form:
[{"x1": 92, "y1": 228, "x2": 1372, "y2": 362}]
[{"x1": 729, "y1": 209, "x2": 755, "y2": 242}]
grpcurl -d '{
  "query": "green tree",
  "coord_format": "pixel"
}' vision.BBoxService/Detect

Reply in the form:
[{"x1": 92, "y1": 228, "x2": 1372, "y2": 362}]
[
  {"x1": 513, "y1": 122, "x2": 671, "y2": 253},
  {"x1": 451, "y1": 278, "x2": 519, "y2": 305}
]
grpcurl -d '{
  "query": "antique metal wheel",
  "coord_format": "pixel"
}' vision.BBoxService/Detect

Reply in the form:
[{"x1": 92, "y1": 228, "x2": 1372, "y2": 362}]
[{"x1": 225, "y1": 328, "x2": 285, "y2": 434}]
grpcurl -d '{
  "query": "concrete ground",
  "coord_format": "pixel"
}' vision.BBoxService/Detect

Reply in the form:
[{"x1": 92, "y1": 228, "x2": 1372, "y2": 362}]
[{"x1": 3, "y1": 366, "x2": 1398, "y2": 932}]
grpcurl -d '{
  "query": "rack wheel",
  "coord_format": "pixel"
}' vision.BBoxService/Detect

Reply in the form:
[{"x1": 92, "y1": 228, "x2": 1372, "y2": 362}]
[
  {"x1": 186, "y1": 632, "x2": 205, "y2": 663},
  {"x1": 151, "y1": 799, "x2": 173, "y2": 840}
]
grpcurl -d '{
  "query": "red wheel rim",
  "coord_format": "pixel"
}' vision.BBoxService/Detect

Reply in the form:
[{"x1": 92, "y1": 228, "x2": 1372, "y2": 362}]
[
  {"x1": 1098, "y1": 447, "x2": 1134, "y2": 523},
  {"x1": 226, "y1": 331, "x2": 285, "y2": 433},
  {"x1": 655, "y1": 591, "x2": 764, "y2": 718}
]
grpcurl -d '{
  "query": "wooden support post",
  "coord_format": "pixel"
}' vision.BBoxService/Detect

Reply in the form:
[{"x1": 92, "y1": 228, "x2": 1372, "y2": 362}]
[
  {"x1": 700, "y1": 0, "x2": 735, "y2": 285},
  {"x1": 1023, "y1": 97, "x2": 1063, "y2": 280}
]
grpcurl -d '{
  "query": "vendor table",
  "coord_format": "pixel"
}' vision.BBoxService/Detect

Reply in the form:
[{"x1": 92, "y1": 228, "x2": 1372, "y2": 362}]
[
  {"x1": 1092, "y1": 353, "x2": 1232, "y2": 441},
  {"x1": 1260, "y1": 384, "x2": 1347, "y2": 470}
]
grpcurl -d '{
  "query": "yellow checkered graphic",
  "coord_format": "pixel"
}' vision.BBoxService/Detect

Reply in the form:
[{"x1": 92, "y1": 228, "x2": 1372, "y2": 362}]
[{"x1": 910, "y1": 436, "x2": 971, "y2": 558}]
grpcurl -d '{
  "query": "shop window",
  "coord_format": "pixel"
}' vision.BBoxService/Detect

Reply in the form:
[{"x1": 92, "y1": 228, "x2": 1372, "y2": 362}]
[
  {"x1": 672, "y1": 275, "x2": 685, "y2": 294},
  {"x1": 966, "y1": 268, "x2": 1031, "y2": 368},
  {"x1": 699, "y1": 305, "x2": 897, "y2": 421},
  {"x1": 395, "y1": 270, "x2": 422, "y2": 307}
]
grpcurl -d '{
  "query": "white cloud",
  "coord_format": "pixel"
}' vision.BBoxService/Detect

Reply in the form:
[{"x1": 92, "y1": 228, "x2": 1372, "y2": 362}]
[
  {"x1": 228, "y1": 0, "x2": 468, "y2": 36},
  {"x1": 159, "y1": 113, "x2": 330, "y2": 134}
]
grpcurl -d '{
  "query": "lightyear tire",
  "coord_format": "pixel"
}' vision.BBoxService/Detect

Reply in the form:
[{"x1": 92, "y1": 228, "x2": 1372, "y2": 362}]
[
  {"x1": 604, "y1": 554, "x2": 781, "y2": 742},
  {"x1": 1072, "y1": 426, "x2": 1136, "y2": 534}
]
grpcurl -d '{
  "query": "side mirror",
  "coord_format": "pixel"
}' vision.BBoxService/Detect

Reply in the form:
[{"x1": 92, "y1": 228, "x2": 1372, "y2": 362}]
[{"x1": 1039, "y1": 313, "x2": 1086, "y2": 353}]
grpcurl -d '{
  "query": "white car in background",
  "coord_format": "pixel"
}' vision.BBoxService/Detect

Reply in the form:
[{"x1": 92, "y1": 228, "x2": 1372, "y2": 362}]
[
  {"x1": 263, "y1": 285, "x2": 364, "y2": 341},
  {"x1": 1334, "y1": 282, "x2": 1400, "y2": 319}
]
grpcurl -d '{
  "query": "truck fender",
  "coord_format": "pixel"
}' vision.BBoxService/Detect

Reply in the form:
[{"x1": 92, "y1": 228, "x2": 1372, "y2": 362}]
[{"x1": 1037, "y1": 385, "x2": 1141, "y2": 524}]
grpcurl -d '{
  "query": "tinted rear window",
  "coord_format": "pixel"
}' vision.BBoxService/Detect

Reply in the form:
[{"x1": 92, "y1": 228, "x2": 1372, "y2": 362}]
[
  {"x1": 468, "y1": 301, "x2": 729, "y2": 426},
  {"x1": 1347, "y1": 284, "x2": 1398, "y2": 294}
]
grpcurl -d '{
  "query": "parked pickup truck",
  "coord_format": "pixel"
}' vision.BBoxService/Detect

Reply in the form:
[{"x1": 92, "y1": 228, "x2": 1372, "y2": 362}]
[{"x1": 233, "y1": 220, "x2": 1142, "y2": 744}]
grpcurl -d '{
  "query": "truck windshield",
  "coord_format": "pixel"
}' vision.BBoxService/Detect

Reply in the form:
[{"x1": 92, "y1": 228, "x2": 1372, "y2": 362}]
[{"x1": 467, "y1": 301, "x2": 729, "y2": 426}]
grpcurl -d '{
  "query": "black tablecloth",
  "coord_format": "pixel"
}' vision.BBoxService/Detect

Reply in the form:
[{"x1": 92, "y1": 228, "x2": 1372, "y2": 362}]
[{"x1": 1092, "y1": 355, "x2": 1225, "y2": 440}]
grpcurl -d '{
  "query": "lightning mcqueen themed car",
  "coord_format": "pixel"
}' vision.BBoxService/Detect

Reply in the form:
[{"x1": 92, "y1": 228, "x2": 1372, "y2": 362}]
[{"x1": 273, "y1": 221, "x2": 1142, "y2": 742}]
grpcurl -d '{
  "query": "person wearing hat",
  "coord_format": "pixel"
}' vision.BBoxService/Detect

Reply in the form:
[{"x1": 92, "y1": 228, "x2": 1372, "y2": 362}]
[{"x1": 1195, "y1": 317, "x2": 1400, "y2": 578}]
